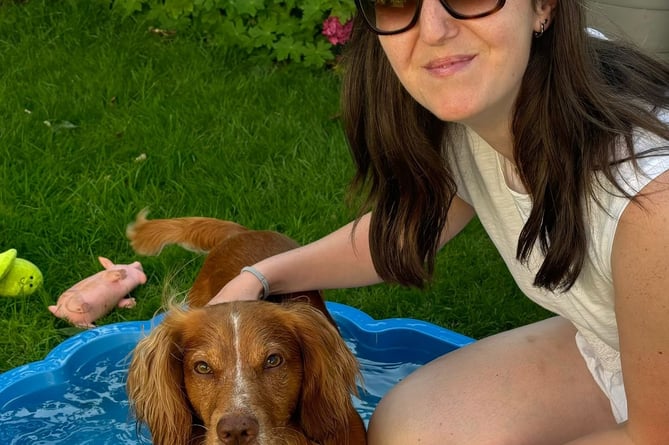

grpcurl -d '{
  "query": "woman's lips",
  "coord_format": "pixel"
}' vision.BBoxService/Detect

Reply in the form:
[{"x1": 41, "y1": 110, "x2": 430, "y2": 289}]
[{"x1": 423, "y1": 55, "x2": 476, "y2": 76}]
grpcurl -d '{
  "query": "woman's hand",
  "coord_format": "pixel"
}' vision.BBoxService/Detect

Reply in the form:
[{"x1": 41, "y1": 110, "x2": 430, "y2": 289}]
[{"x1": 207, "y1": 271, "x2": 264, "y2": 305}]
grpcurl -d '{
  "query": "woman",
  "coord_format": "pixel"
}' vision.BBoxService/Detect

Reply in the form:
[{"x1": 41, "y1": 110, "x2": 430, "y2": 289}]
[{"x1": 210, "y1": 0, "x2": 669, "y2": 443}]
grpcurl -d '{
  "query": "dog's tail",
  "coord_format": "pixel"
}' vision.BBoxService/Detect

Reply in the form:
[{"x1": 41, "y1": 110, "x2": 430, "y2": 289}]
[{"x1": 127, "y1": 209, "x2": 249, "y2": 256}]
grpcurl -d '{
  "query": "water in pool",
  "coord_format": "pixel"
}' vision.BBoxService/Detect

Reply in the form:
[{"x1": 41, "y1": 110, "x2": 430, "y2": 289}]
[{"x1": 0, "y1": 327, "x2": 426, "y2": 444}]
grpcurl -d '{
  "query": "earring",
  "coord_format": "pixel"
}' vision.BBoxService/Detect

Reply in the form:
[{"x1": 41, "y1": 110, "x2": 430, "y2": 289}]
[{"x1": 533, "y1": 19, "x2": 548, "y2": 38}]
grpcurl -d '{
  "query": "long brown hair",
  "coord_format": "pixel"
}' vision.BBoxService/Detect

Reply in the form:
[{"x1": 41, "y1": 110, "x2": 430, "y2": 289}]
[{"x1": 342, "y1": 1, "x2": 669, "y2": 291}]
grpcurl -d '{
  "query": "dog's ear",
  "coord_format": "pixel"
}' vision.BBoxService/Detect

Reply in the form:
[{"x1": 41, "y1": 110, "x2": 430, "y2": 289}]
[
  {"x1": 126, "y1": 309, "x2": 194, "y2": 445},
  {"x1": 289, "y1": 304, "x2": 361, "y2": 444}
]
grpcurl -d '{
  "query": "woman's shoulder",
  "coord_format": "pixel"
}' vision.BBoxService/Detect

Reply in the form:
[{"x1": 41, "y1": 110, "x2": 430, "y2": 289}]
[
  {"x1": 633, "y1": 107, "x2": 669, "y2": 148},
  {"x1": 606, "y1": 108, "x2": 669, "y2": 185},
  {"x1": 627, "y1": 108, "x2": 669, "y2": 179},
  {"x1": 590, "y1": 110, "x2": 669, "y2": 226}
]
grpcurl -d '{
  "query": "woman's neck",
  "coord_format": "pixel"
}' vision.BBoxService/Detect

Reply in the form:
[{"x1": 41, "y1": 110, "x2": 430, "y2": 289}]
[{"x1": 465, "y1": 119, "x2": 516, "y2": 164}]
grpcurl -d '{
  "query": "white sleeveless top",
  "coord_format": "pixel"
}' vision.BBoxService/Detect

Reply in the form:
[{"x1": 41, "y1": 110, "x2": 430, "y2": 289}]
[{"x1": 447, "y1": 119, "x2": 669, "y2": 372}]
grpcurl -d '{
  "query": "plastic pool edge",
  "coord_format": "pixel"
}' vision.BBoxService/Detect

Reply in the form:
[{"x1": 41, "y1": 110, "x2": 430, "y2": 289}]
[{"x1": 0, "y1": 302, "x2": 475, "y2": 392}]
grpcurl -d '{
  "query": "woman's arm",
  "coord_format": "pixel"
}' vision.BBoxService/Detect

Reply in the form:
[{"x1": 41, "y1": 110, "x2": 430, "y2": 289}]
[
  {"x1": 611, "y1": 169, "x2": 669, "y2": 444},
  {"x1": 568, "y1": 170, "x2": 669, "y2": 445},
  {"x1": 208, "y1": 196, "x2": 475, "y2": 304},
  {"x1": 206, "y1": 212, "x2": 379, "y2": 305}
]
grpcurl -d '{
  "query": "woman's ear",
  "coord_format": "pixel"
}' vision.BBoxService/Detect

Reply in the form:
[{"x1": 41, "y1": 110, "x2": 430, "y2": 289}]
[
  {"x1": 535, "y1": 0, "x2": 557, "y2": 21},
  {"x1": 533, "y1": 0, "x2": 557, "y2": 36}
]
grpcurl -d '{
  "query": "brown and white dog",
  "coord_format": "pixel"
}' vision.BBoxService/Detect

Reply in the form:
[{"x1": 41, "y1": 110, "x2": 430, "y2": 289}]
[{"x1": 125, "y1": 211, "x2": 366, "y2": 445}]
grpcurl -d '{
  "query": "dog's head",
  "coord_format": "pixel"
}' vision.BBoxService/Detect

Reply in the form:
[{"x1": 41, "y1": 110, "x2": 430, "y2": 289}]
[{"x1": 127, "y1": 300, "x2": 361, "y2": 445}]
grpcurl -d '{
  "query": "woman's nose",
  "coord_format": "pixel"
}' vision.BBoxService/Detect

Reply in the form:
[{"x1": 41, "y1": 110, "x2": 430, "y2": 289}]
[{"x1": 418, "y1": 0, "x2": 460, "y2": 44}]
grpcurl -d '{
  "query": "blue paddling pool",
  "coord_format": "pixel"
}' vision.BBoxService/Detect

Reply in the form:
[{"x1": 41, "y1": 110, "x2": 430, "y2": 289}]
[{"x1": 0, "y1": 302, "x2": 474, "y2": 444}]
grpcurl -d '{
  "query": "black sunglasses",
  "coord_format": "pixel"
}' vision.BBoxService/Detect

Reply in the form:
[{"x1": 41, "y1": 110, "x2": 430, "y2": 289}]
[{"x1": 354, "y1": 0, "x2": 507, "y2": 35}]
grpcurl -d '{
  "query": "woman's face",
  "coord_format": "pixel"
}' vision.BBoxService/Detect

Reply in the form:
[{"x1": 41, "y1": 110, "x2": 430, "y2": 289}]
[{"x1": 379, "y1": 0, "x2": 553, "y2": 133}]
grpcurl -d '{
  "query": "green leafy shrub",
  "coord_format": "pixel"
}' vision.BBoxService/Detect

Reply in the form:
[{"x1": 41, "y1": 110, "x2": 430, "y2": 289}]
[{"x1": 110, "y1": 0, "x2": 356, "y2": 67}]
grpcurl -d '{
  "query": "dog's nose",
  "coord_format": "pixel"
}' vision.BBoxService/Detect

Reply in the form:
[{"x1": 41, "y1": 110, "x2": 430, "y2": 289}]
[{"x1": 217, "y1": 414, "x2": 260, "y2": 444}]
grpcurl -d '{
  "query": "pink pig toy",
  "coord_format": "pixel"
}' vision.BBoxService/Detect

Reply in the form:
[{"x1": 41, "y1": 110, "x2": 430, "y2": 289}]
[{"x1": 48, "y1": 257, "x2": 147, "y2": 328}]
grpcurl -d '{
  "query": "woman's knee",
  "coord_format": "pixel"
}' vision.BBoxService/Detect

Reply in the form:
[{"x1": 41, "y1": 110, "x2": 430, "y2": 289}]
[
  {"x1": 366, "y1": 351, "x2": 483, "y2": 445},
  {"x1": 367, "y1": 375, "x2": 437, "y2": 445},
  {"x1": 367, "y1": 368, "x2": 498, "y2": 445}
]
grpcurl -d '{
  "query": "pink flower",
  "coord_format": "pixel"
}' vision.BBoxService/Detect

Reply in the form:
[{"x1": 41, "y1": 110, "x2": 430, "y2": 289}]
[{"x1": 322, "y1": 16, "x2": 353, "y2": 46}]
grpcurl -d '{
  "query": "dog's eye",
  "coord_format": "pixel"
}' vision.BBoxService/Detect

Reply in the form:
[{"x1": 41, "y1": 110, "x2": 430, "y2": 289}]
[
  {"x1": 264, "y1": 354, "x2": 283, "y2": 369},
  {"x1": 194, "y1": 361, "x2": 212, "y2": 374}
]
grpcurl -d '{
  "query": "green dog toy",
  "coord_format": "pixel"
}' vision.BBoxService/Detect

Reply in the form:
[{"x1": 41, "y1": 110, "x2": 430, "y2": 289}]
[{"x1": 0, "y1": 249, "x2": 43, "y2": 297}]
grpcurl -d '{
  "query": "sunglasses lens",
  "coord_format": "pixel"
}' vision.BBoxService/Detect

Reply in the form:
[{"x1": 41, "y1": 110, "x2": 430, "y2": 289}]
[
  {"x1": 357, "y1": 0, "x2": 504, "y2": 34},
  {"x1": 444, "y1": 0, "x2": 502, "y2": 18},
  {"x1": 358, "y1": 0, "x2": 418, "y2": 34}
]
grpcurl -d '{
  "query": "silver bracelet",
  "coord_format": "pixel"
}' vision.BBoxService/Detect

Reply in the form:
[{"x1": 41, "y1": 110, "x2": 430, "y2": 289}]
[{"x1": 241, "y1": 266, "x2": 270, "y2": 299}]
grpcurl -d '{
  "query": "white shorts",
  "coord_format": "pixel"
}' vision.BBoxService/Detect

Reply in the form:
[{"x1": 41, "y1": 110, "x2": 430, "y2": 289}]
[{"x1": 575, "y1": 332, "x2": 627, "y2": 423}]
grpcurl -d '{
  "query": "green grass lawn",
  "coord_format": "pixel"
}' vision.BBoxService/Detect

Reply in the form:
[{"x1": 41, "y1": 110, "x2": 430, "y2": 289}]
[{"x1": 0, "y1": 0, "x2": 551, "y2": 373}]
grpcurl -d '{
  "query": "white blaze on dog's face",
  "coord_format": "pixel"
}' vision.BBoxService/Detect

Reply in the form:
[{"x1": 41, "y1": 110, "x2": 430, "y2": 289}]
[{"x1": 180, "y1": 302, "x2": 306, "y2": 443}]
